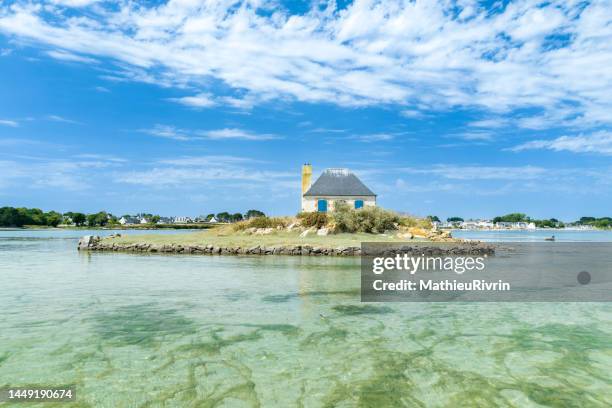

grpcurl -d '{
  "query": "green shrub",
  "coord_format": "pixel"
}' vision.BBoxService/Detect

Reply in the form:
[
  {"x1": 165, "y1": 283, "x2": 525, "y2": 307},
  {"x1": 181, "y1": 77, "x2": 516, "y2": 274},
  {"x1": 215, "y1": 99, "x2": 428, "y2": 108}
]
[
  {"x1": 399, "y1": 215, "x2": 432, "y2": 229},
  {"x1": 297, "y1": 212, "x2": 328, "y2": 229},
  {"x1": 331, "y1": 202, "x2": 400, "y2": 233},
  {"x1": 233, "y1": 216, "x2": 286, "y2": 231}
]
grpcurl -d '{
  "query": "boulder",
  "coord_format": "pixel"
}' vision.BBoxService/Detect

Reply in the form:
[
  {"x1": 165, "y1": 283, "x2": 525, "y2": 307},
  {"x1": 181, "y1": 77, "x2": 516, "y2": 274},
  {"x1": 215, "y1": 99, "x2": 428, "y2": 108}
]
[
  {"x1": 397, "y1": 232, "x2": 413, "y2": 240},
  {"x1": 299, "y1": 228, "x2": 313, "y2": 238},
  {"x1": 316, "y1": 227, "x2": 330, "y2": 236},
  {"x1": 77, "y1": 235, "x2": 100, "y2": 250},
  {"x1": 254, "y1": 227, "x2": 274, "y2": 235}
]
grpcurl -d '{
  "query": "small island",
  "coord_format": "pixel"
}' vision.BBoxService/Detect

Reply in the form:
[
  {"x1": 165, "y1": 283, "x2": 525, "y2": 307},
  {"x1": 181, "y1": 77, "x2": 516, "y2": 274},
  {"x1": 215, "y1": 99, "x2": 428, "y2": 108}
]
[{"x1": 78, "y1": 203, "x2": 493, "y2": 256}]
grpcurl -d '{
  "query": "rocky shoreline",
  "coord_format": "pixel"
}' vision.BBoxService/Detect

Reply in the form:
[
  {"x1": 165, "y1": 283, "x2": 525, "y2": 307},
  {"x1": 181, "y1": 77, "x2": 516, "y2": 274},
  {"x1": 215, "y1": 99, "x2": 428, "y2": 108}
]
[{"x1": 77, "y1": 235, "x2": 495, "y2": 256}]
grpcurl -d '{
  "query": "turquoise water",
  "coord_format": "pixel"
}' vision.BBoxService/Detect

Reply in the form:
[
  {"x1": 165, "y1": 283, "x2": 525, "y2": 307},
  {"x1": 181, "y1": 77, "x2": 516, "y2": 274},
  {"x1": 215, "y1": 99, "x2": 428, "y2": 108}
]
[{"x1": 1, "y1": 230, "x2": 612, "y2": 407}]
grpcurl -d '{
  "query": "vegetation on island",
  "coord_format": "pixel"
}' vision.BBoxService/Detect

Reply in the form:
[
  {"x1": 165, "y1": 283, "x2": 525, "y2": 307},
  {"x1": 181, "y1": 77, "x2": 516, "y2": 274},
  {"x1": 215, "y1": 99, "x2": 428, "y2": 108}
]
[
  {"x1": 233, "y1": 203, "x2": 431, "y2": 235},
  {"x1": 104, "y1": 204, "x2": 448, "y2": 249}
]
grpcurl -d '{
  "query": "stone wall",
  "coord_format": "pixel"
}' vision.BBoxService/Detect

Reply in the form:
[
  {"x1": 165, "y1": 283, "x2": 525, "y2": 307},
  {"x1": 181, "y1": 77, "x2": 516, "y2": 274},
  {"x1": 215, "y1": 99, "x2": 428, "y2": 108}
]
[{"x1": 77, "y1": 236, "x2": 494, "y2": 256}]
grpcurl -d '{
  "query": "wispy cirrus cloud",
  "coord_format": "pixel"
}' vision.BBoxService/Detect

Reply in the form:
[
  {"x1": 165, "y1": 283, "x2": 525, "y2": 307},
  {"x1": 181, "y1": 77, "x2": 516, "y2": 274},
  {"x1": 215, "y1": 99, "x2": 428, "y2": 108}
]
[
  {"x1": 398, "y1": 165, "x2": 549, "y2": 181},
  {"x1": 141, "y1": 125, "x2": 191, "y2": 141},
  {"x1": 141, "y1": 125, "x2": 279, "y2": 141},
  {"x1": 46, "y1": 114, "x2": 80, "y2": 124},
  {"x1": 168, "y1": 93, "x2": 215, "y2": 109},
  {"x1": 46, "y1": 49, "x2": 98, "y2": 64},
  {"x1": 116, "y1": 155, "x2": 292, "y2": 187},
  {"x1": 468, "y1": 118, "x2": 509, "y2": 129},
  {"x1": 201, "y1": 128, "x2": 278, "y2": 141},
  {"x1": 0, "y1": 119, "x2": 18, "y2": 127},
  {"x1": 511, "y1": 131, "x2": 612, "y2": 155},
  {"x1": 0, "y1": 155, "x2": 125, "y2": 191},
  {"x1": 0, "y1": 0, "x2": 609, "y2": 128},
  {"x1": 351, "y1": 133, "x2": 395, "y2": 142}
]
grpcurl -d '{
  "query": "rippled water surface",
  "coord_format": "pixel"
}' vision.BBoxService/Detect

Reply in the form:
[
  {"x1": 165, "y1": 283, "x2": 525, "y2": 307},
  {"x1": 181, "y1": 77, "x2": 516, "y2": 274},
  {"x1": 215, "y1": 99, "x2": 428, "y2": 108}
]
[{"x1": 1, "y1": 230, "x2": 611, "y2": 407}]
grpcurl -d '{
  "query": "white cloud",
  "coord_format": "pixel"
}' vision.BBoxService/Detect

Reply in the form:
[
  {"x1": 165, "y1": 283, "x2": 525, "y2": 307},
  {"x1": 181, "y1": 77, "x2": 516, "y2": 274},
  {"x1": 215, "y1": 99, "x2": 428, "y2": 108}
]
[
  {"x1": 453, "y1": 131, "x2": 494, "y2": 141},
  {"x1": 46, "y1": 114, "x2": 80, "y2": 124},
  {"x1": 200, "y1": 128, "x2": 278, "y2": 141},
  {"x1": 50, "y1": 0, "x2": 100, "y2": 6},
  {"x1": 169, "y1": 93, "x2": 215, "y2": 108},
  {"x1": 468, "y1": 118, "x2": 508, "y2": 128},
  {"x1": 399, "y1": 165, "x2": 548, "y2": 180},
  {"x1": 0, "y1": 155, "x2": 124, "y2": 191},
  {"x1": 116, "y1": 155, "x2": 292, "y2": 187},
  {"x1": 0, "y1": 119, "x2": 18, "y2": 127},
  {"x1": 157, "y1": 155, "x2": 258, "y2": 167},
  {"x1": 350, "y1": 133, "x2": 396, "y2": 142},
  {"x1": 141, "y1": 125, "x2": 190, "y2": 141},
  {"x1": 0, "y1": 0, "x2": 609, "y2": 128},
  {"x1": 400, "y1": 110, "x2": 426, "y2": 119},
  {"x1": 511, "y1": 131, "x2": 612, "y2": 155},
  {"x1": 142, "y1": 125, "x2": 278, "y2": 141},
  {"x1": 46, "y1": 50, "x2": 98, "y2": 64}
]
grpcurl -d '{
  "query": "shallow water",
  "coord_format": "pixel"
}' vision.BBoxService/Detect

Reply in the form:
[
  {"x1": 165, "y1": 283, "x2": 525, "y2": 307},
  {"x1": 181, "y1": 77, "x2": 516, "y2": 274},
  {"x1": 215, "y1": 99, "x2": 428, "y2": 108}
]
[
  {"x1": 1, "y1": 230, "x2": 612, "y2": 407},
  {"x1": 454, "y1": 229, "x2": 612, "y2": 242}
]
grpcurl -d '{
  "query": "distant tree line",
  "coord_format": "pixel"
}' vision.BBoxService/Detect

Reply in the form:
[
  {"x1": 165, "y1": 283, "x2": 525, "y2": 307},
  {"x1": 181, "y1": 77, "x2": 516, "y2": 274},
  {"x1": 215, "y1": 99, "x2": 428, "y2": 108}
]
[
  {"x1": 0, "y1": 208, "x2": 118, "y2": 227},
  {"x1": 431, "y1": 213, "x2": 578, "y2": 228},
  {"x1": 492, "y1": 213, "x2": 565, "y2": 228},
  {"x1": 0, "y1": 207, "x2": 268, "y2": 227},
  {"x1": 575, "y1": 217, "x2": 612, "y2": 229},
  {"x1": 0, "y1": 207, "x2": 64, "y2": 227},
  {"x1": 205, "y1": 209, "x2": 265, "y2": 223}
]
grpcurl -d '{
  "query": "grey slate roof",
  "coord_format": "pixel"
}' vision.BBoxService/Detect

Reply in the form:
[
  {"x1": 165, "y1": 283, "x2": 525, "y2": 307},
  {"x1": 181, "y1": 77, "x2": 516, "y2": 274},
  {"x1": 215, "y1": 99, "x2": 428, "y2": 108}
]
[{"x1": 303, "y1": 168, "x2": 376, "y2": 197}]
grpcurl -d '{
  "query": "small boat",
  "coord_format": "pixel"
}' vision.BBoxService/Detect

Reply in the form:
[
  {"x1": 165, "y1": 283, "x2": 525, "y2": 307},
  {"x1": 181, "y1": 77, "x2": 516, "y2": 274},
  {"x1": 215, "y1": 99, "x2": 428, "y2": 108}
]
[{"x1": 544, "y1": 235, "x2": 555, "y2": 241}]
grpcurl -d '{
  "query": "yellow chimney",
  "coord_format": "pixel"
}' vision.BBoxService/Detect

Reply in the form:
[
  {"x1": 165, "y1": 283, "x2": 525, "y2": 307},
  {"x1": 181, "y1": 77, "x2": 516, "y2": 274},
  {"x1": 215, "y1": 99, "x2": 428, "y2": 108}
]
[{"x1": 301, "y1": 163, "x2": 312, "y2": 195}]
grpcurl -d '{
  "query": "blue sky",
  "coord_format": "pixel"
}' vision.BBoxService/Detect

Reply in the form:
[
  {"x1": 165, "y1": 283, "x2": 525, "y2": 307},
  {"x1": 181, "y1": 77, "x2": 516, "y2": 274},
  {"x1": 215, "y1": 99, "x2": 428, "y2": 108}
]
[{"x1": 0, "y1": 0, "x2": 611, "y2": 220}]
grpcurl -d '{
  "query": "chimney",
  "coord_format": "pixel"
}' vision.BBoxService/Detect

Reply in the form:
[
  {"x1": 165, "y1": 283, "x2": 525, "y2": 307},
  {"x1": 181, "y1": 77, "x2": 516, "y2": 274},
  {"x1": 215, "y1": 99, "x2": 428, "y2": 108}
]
[{"x1": 301, "y1": 163, "x2": 312, "y2": 195}]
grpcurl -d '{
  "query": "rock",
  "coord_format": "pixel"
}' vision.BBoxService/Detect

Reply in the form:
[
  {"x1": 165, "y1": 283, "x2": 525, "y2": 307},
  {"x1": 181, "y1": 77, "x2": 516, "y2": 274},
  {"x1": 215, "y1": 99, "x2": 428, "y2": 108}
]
[
  {"x1": 317, "y1": 227, "x2": 330, "y2": 236},
  {"x1": 397, "y1": 232, "x2": 413, "y2": 240},
  {"x1": 254, "y1": 228, "x2": 274, "y2": 235},
  {"x1": 299, "y1": 228, "x2": 312, "y2": 238},
  {"x1": 287, "y1": 222, "x2": 298, "y2": 231},
  {"x1": 77, "y1": 235, "x2": 100, "y2": 250}
]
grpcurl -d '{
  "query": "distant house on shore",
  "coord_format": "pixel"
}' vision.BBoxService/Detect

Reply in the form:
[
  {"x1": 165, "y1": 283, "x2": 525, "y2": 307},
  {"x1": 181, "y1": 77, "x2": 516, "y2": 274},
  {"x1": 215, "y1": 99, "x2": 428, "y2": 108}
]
[
  {"x1": 119, "y1": 216, "x2": 140, "y2": 225},
  {"x1": 300, "y1": 164, "x2": 376, "y2": 213}
]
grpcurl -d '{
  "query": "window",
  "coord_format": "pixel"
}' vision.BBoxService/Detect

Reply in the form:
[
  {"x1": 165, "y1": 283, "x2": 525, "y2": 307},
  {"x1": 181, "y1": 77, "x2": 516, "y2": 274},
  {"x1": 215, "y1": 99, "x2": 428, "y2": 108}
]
[
  {"x1": 354, "y1": 200, "x2": 364, "y2": 209},
  {"x1": 317, "y1": 199, "x2": 328, "y2": 212}
]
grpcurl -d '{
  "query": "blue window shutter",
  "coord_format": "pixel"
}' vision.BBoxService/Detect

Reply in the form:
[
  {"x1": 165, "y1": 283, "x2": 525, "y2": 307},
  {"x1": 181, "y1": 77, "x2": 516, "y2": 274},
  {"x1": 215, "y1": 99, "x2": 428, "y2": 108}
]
[
  {"x1": 355, "y1": 200, "x2": 364, "y2": 209},
  {"x1": 317, "y1": 199, "x2": 328, "y2": 212}
]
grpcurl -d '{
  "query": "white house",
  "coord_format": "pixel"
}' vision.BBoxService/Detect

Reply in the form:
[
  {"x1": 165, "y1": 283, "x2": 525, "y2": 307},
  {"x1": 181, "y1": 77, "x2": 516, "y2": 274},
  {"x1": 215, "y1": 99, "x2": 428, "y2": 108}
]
[
  {"x1": 119, "y1": 216, "x2": 140, "y2": 225},
  {"x1": 300, "y1": 165, "x2": 376, "y2": 212}
]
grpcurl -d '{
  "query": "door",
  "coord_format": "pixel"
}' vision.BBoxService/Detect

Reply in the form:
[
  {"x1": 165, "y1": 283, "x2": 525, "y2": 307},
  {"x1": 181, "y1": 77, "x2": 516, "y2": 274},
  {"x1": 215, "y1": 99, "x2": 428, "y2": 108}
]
[{"x1": 317, "y1": 199, "x2": 328, "y2": 212}]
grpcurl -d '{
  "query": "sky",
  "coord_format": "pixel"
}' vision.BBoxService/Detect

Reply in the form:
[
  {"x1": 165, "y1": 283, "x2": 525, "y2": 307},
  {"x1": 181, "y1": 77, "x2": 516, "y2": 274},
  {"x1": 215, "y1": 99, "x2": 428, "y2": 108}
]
[{"x1": 0, "y1": 0, "x2": 611, "y2": 221}]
